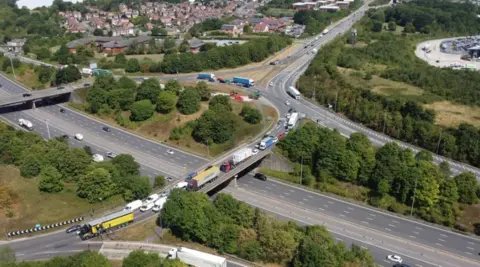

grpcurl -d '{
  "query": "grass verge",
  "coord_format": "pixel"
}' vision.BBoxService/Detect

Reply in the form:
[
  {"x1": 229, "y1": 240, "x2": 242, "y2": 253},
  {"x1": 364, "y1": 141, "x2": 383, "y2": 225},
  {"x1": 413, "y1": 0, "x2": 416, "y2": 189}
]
[{"x1": 0, "y1": 165, "x2": 124, "y2": 237}]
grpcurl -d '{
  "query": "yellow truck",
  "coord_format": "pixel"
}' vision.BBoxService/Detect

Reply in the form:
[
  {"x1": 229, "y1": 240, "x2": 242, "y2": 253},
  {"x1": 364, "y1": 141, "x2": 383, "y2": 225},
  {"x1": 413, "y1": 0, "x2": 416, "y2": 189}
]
[{"x1": 77, "y1": 209, "x2": 134, "y2": 240}]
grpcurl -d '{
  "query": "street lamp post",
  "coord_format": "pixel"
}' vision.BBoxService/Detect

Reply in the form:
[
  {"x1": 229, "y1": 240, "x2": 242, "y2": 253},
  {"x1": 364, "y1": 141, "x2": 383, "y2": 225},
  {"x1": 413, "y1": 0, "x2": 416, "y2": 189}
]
[
  {"x1": 299, "y1": 154, "x2": 304, "y2": 185},
  {"x1": 410, "y1": 176, "x2": 418, "y2": 216},
  {"x1": 9, "y1": 56, "x2": 16, "y2": 80},
  {"x1": 45, "y1": 119, "x2": 51, "y2": 139}
]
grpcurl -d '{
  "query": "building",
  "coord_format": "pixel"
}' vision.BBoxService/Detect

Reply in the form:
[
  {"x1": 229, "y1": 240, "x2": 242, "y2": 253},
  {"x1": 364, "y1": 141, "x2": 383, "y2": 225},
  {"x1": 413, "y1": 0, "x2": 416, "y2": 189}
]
[
  {"x1": 336, "y1": 1, "x2": 351, "y2": 9},
  {"x1": 292, "y1": 2, "x2": 317, "y2": 10},
  {"x1": 253, "y1": 22, "x2": 269, "y2": 33},
  {"x1": 66, "y1": 36, "x2": 150, "y2": 55},
  {"x1": 188, "y1": 39, "x2": 204, "y2": 53},
  {"x1": 6, "y1": 38, "x2": 27, "y2": 53},
  {"x1": 319, "y1": 4, "x2": 341, "y2": 12},
  {"x1": 221, "y1": 24, "x2": 239, "y2": 37}
]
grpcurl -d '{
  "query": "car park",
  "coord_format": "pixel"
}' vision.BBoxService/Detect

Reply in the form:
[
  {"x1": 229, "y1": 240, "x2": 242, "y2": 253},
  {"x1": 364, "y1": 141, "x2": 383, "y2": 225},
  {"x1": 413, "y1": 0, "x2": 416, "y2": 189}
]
[
  {"x1": 254, "y1": 173, "x2": 267, "y2": 181},
  {"x1": 387, "y1": 255, "x2": 403, "y2": 263}
]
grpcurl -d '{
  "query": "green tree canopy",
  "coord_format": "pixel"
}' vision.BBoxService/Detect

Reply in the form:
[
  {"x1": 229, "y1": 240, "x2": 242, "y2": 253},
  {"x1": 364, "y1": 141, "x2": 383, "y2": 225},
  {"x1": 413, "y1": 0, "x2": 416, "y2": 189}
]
[
  {"x1": 38, "y1": 165, "x2": 64, "y2": 193},
  {"x1": 157, "y1": 91, "x2": 177, "y2": 114},
  {"x1": 130, "y1": 99, "x2": 156, "y2": 121},
  {"x1": 177, "y1": 87, "x2": 200, "y2": 115},
  {"x1": 125, "y1": 58, "x2": 140, "y2": 73},
  {"x1": 77, "y1": 167, "x2": 115, "y2": 203},
  {"x1": 240, "y1": 106, "x2": 262, "y2": 124}
]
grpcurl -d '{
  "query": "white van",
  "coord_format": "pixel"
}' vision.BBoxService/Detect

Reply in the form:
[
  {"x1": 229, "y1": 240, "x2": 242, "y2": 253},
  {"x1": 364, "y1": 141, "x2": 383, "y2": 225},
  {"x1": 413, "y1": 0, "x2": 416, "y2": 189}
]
[
  {"x1": 124, "y1": 200, "x2": 143, "y2": 211},
  {"x1": 152, "y1": 197, "x2": 168, "y2": 212}
]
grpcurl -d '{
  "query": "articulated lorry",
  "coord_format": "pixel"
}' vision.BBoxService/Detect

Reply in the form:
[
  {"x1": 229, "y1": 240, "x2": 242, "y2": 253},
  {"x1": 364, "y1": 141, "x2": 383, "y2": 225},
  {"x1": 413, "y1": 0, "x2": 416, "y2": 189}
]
[
  {"x1": 220, "y1": 147, "x2": 254, "y2": 172},
  {"x1": 197, "y1": 73, "x2": 216, "y2": 82},
  {"x1": 77, "y1": 209, "x2": 134, "y2": 240},
  {"x1": 187, "y1": 166, "x2": 220, "y2": 191},
  {"x1": 259, "y1": 136, "x2": 274, "y2": 150},
  {"x1": 233, "y1": 76, "x2": 255, "y2": 87},
  {"x1": 287, "y1": 86, "x2": 301, "y2": 100},
  {"x1": 18, "y1": 119, "x2": 33, "y2": 130},
  {"x1": 168, "y1": 247, "x2": 227, "y2": 267}
]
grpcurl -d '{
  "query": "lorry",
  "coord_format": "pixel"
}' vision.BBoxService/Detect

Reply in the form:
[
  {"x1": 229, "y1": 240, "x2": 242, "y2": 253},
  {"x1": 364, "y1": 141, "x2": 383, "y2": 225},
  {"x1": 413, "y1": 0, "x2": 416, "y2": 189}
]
[
  {"x1": 287, "y1": 86, "x2": 301, "y2": 100},
  {"x1": 322, "y1": 28, "x2": 329, "y2": 35},
  {"x1": 259, "y1": 136, "x2": 274, "y2": 150},
  {"x1": 167, "y1": 247, "x2": 227, "y2": 267},
  {"x1": 233, "y1": 76, "x2": 255, "y2": 87},
  {"x1": 18, "y1": 118, "x2": 33, "y2": 130},
  {"x1": 220, "y1": 148, "x2": 254, "y2": 172},
  {"x1": 288, "y1": 112, "x2": 299, "y2": 129},
  {"x1": 185, "y1": 171, "x2": 198, "y2": 181},
  {"x1": 187, "y1": 166, "x2": 220, "y2": 191},
  {"x1": 77, "y1": 209, "x2": 134, "y2": 240},
  {"x1": 197, "y1": 73, "x2": 216, "y2": 82}
]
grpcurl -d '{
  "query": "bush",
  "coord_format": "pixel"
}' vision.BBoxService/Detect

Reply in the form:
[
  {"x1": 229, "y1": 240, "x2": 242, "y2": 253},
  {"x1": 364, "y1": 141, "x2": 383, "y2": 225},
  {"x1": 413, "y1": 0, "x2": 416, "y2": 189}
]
[
  {"x1": 154, "y1": 175, "x2": 165, "y2": 188},
  {"x1": 177, "y1": 87, "x2": 200, "y2": 115},
  {"x1": 240, "y1": 105, "x2": 263, "y2": 124},
  {"x1": 130, "y1": 100, "x2": 156, "y2": 121}
]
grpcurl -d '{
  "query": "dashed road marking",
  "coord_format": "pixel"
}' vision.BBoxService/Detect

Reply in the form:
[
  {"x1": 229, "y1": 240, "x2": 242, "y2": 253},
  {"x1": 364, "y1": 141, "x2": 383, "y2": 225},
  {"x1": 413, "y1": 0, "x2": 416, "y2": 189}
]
[
  {"x1": 388, "y1": 224, "x2": 395, "y2": 228},
  {"x1": 465, "y1": 252, "x2": 472, "y2": 255},
  {"x1": 366, "y1": 217, "x2": 373, "y2": 221},
  {"x1": 467, "y1": 247, "x2": 474, "y2": 250},
  {"x1": 385, "y1": 228, "x2": 391, "y2": 231},
  {"x1": 324, "y1": 204, "x2": 328, "y2": 208},
  {"x1": 413, "y1": 231, "x2": 419, "y2": 235},
  {"x1": 435, "y1": 243, "x2": 443, "y2": 247},
  {"x1": 344, "y1": 210, "x2": 350, "y2": 214},
  {"x1": 415, "y1": 227, "x2": 423, "y2": 230},
  {"x1": 348, "y1": 207, "x2": 354, "y2": 210},
  {"x1": 284, "y1": 192, "x2": 290, "y2": 196},
  {"x1": 318, "y1": 208, "x2": 324, "y2": 211},
  {"x1": 468, "y1": 241, "x2": 475, "y2": 245},
  {"x1": 369, "y1": 214, "x2": 376, "y2": 217},
  {"x1": 438, "y1": 238, "x2": 445, "y2": 242},
  {"x1": 361, "y1": 221, "x2": 369, "y2": 225},
  {"x1": 328, "y1": 201, "x2": 334, "y2": 204},
  {"x1": 409, "y1": 235, "x2": 416, "y2": 239},
  {"x1": 340, "y1": 214, "x2": 345, "y2": 217}
]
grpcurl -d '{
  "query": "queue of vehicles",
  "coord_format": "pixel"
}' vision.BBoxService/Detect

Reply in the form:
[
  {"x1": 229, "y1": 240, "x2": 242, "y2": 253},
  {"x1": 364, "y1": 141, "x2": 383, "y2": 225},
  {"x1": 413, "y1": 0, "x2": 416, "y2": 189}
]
[{"x1": 197, "y1": 73, "x2": 256, "y2": 88}]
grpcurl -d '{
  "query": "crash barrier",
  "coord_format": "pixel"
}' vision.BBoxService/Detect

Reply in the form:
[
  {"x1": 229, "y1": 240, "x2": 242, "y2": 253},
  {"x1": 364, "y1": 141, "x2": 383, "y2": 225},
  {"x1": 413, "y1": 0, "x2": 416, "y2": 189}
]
[{"x1": 7, "y1": 216, "x2": 84, "y2": 237}]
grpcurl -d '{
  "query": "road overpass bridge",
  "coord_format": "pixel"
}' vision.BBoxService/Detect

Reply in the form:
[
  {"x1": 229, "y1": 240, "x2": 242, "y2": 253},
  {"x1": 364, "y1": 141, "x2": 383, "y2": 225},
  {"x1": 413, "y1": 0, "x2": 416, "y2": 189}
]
[
  {"x1": 0, "y1": 85, "x2": 83, "y2": 108},
  {"x1": 198, "y1": 149, "x2": 271, "y2": 194}
]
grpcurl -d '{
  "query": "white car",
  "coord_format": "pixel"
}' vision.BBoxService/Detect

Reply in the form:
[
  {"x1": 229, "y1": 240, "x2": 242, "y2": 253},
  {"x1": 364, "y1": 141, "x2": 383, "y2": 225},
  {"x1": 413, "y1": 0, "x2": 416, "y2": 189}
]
[
  {"x1": 145, "y1": 193, "x2": 160, "y2": 204},
  {"x1": 152, "y1": 197, "x2": 168, "y2": 212},
  {"x1": 269, "y1": 82, "x2": 274, "y2": 86},
  {"x1": 167, "y1": 149, "x2": 174, "y2": 155},
  {"x1": 160, "y1": 190, "x2": 171, "y2": 198},
  {"x1": 140, "y1": 202, "x2": 155, "y2": 212},
  {"x1": 106, "y1": 152, "x2": 117, "y2": 158},
  {"x1": 286, "y1": 113, "x2": 291, "y2": 119},
  {"x1": 252, "y1": 149, "x2": 259, "y2": 155},
  {"x1": 175, "y1": 181, "x2": 188, "y2": 189},
  {"x1": 387, "y1": 255, "x2": 402, "y2": 263},
  {"x1": 92, "y1": 154, "x2": 104, "y2": 162},
  {"x1": 272, "y1": 137, "x2": 279, "y2": 143},
  {"x1": 285, "y1": 100, "x2": 290, "y2": 106},
  {"x1": 75, "y1": 133, "x2": 84, "y2": 140}
]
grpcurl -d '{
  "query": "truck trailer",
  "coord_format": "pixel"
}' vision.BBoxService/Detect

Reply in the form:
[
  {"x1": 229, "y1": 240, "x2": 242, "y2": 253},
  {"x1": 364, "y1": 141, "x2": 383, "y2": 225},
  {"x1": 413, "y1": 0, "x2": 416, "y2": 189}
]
[
  {"x1": 233, "y1": 76, "x2": 255, "y2": 87},
  {"x1": 287, "y1": 86, "x2": 301, "y2": 100},
  {"x1": 220, "y1": 148, "x2": 254, "y2": 172},
  {"x1": 18, "y1": 119, "x2": 33, "y2": 130},
  {"x1": 77, "y1": 209, "x2": 134, "y2": 240},
  {"x1": 197, "y1": 73, "x2": 216, "y2": 81},
  {"x1": 187, "y1": 166, "x2": 220, "y2": 191},
  {"x1": 288, "y1": 112, "x2": 299, "y2": 129},
  {"x1": 259, "y1": 137, "x2": 274, "y2": 150},
  {"x1": 168, "y1": 247, "x2": 227, "y2": 267}
]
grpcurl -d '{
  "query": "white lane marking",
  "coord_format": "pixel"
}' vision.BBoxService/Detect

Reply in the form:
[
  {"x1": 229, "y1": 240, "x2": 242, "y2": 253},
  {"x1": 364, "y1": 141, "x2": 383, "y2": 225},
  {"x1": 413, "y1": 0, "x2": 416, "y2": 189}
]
[
  {"x1": 324, "y1": 204, "x2": 328, "y2": 208},
  {"x1": 328, "y1": 201, "x2": 334, "y2": 204},
  {"x1": 385, "y1": 228, "x2": 391, "y2": 231},
  {"x1": 465, "y1": 252, "x2": 472, "y2": 255},
  {"x1": 303, "y1": 198, "x2": 309, "y2": 202},
  {"x1": 361, "y1": 221, "x2": 369, "y2": 225},
  {"x1": 279, "y1": 195, "x2": 284, "y2": 198},
  {"x1": 388, "y1": 224, "x2": 395, "y2": 228},
  {"x1": 289, "y1": 189, "x2": 295, "y2": 192},
  {"x1": 299, "y1": 201, "x2": 304, "y2": 205},
  {"x1": 468, "y1": 241, "x2": 475, "y2": 245},
  {"x1": 438, "y1": 238, "x2": 445, "y2": 242},
  {"x1": 413, "y1": 231, "x2": 420, "y2": 235},
  {"x1": 266, "y1": 187, "x2": 271, "y2": 190},
  {"x1": 344, "y1": 210, "x2": 350, "y2": 214},
  {"x1": 340, "y1": 214, "x2": 345, "y2": 217},
  {"x1": 440, "y1": 234, "x2": 447, "y2": 237},
  {"x1": 335, "y1": 238, "x2": 343, "y2": 241},
  {"x1": 318, "y1": 207, "x2": 324, "y2": 211},
  {"x1": 466, "y1": 247, "x2": 474, "y2": 250},
  {"x1": 366, "y1": 217, "x2": 373, "y2": 221},
  {"x1": 415, "y1": 227, "x2": 423, "y2": 230},
  {"x1": 369, "y1": 214, "x2": 376, "y2": 217},
  {"x1": 308, "y1": 195, "x2": 313, "y2": 198},
  {"x1": 392, "y1": 220, "x2": 399, "y2": 223},
  {"x1": 284, "y1": 192, "x2": 290, "y2": 196},
  {"x1": 435, "y1": 243, "x2": 443, "y2": 247},
  {"x1": 409, "y1": 235, "x2": 416, "y2": 239}
]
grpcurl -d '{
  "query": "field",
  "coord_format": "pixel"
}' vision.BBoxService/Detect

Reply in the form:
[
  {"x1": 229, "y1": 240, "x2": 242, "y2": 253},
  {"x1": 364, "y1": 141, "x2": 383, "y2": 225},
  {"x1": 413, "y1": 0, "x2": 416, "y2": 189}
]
[
  {"x1": 423, "y1": 101, "x2": 480, "y2": 127},
  {"x1": 125, "y1": 54, "x2": 164, "y2": 62},
  {"x1": 0, "y1": 165, "x2": 124, "y2": 237},
  {"x1": 72, "y1": 83, "x2": 276, "y2": 158},
  {"x1": 6, "y1": 66, "x2": 46, "y2": 90}
]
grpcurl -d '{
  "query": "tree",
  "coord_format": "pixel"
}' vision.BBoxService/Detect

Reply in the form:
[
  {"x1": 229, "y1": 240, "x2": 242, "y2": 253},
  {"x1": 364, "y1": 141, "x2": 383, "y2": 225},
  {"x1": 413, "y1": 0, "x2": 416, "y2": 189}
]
[
  {"x1": 165, "y1": 79, "x2": 182, "y2": 95},
  {"x1": 93, "y1": 28, "x2": 104, "y2": 36},
  {"x1": 125, "y1": 58, "x2": 140, "y2": 73},
  {"x1": 163, "y1": 37, "x2": 176, "y2": 50},
  {"x1": 137, "y1": 78, "x2": 162, "y2": 103},
  {"x1": 38, "y1": 166, "x2": 64, "y2": 193},
  {"x1": 240, "y1": 106, "x2": 262, "y2": 124},
  {"x1": 77, "y1": 168, "x2": 115, "y2": 203},
  {"x1": 440, "y1": 178, "x2": 459, "y2": 204},
  {"x1": 122, "y1": 250, "x2": 161, "y2": 267},
  {"x1": 115, "y1": 53, "x2": 127, "y2": 65},
  {"x1": 130, "y1": 100, "x2": 156, "y2": 121},
  {"x1": 117, "y1": 76, "x2": 137, "y2": 90},
  {"x1": 157, "y1": 91, "x2": 177, "y2": 113},
  {"x1": 209, "y1": 95, "x2": 232, "y2": 112},
  {"x1": 109, "y1": 88, "x2": 136, "y2": 110},
  {"x1": 416, "y1": 150, "x2": 433, "y2": 162},
  {"x1": 78, "y1": 251, "x2": 111, "y2": 267},
  {"x1": 388, "y1": 21, "x2": 397, "y2": 31},
  {"x1": 195, "y1": 81, "x2": 211, "y2": 101},
  {"x1": 346, "y1": 132, "x2": 376, "y2": 185},
  {"x1": 404, "y1": 22, "x2": 416, "y2": 33},
  {"x1": 371, "y1": 21, "x2": 383, "y2": 32},
  {"x1": 53, "y1": 44, "x2": 73, "y2": 64},
  {"x1": 111, "y1": 154, "x2": 140, "y2": 177},
  {"x1": 19, "y1": 155, "x2": 41, "y2": 178},
  {"x1": 0, "y1": 246, "x2": 15, "y2": 264},
  {"x1": 152, "y1": 27, "x2": 168, "y2": 36},
  {"x1": 55, "y1": 65, "x2": 81, "y2": 85},
  {"x1": 35, "y1": 47, "x2": 51, "y2": 60},
  {"x1": 454, "y1": 172, "x2": 478, "y2": 204},
  {"x1": 177, "y1": 87, "x2": 200, "y2": 115},
  {"x1": 37, "y1": 66, "x2": 54, "y2": 84},
  {"x1": 122, "y1": 176, "x2": 152, "y2": 202},
  {"x1": 154, "y1": 175, "x2": 165, "y2": 188}
]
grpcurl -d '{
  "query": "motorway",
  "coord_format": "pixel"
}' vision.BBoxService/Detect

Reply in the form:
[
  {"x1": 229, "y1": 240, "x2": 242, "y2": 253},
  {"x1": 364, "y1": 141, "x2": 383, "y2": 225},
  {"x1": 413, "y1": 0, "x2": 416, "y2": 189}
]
[{"x1": 1, "y1": 1, "x2": 480, "y2": 266}]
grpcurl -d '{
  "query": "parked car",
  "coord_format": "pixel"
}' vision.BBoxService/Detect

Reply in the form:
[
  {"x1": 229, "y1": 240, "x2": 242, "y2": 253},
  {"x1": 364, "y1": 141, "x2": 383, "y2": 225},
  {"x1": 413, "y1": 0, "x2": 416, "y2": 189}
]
[
  {"x1": 65, "y1": 225, "x2": 82, "y2": 234},
  {"x1": 57, "y1": 86, "x2": 65, "y2": 90},
  {"x1": 92, "y1": 154, "x2": 104, "y2": 162},
  {"x1": 254, "y1": 173, "x2": 267, "y2": 181}
]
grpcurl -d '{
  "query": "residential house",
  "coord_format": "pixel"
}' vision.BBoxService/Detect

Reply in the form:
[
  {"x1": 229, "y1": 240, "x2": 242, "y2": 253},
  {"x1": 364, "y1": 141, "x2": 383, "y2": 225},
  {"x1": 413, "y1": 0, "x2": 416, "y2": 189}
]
[
  {"x1": 188, "y1": 39, "x2": 204, "y2": 53},
  {"x1": 319, "y1": 4, "x2": 341, "y2": 12},
  {"x1": 253, "y1": 22, "x2": 269, "y2": 33},
  {"x1": 6, "y1": 38, "x2": 26, "y2": 53},
  {"x1": 66, "y1": 38, "x2": 92, "y2": 54},
  {"x1": 292, "y1": 2, "x2": 317, "y2": 10},
  {"x1": 336, "y1": 1, "x2": 351, "y2": 9},
  {"x1": 221, "y1": 24, "x2": 240, "y2": 37}
]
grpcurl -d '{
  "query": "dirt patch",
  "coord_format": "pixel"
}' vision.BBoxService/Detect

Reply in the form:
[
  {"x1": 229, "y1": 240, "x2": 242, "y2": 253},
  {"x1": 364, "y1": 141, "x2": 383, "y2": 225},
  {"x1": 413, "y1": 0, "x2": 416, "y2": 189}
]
[
  {"x1": 125, "y1": 54, "x2": 164, "y2": 62},
  {"x1": 424, "y1": 101, "x2": 480, "y2": 127},
  {"x1": 456, "y1": 204, "x2": 480, "y2": 234},
  {"x1": 0, "y1": 165, "x2": 124, "y2": 238}
]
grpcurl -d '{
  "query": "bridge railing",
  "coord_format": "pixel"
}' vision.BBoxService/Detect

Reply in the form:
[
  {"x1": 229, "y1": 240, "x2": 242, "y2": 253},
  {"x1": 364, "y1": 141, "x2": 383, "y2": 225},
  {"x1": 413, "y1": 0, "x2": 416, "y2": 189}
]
[{"x1": 199, "y1": 149, "x2": 271, "y2": 193}]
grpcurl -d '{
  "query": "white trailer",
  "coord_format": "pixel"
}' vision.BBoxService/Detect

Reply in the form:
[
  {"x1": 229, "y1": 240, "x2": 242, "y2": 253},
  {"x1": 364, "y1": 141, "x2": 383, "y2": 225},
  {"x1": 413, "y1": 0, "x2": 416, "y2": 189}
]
[
  {"x1": 168, "y1": 247, "x2": 227, "y2": 267},
  {"x1": 231, "y1": 148, "x2": 254, "y2": 165},
  {"x1": 18, "y1": 119, "x2": 33, "y2": 130},
  {"x1": 288, "y1": 112, "x2": 299, "y2": 129},
  {"x1": 287, "y1": 86, "x2": 301, "y2": 100}
]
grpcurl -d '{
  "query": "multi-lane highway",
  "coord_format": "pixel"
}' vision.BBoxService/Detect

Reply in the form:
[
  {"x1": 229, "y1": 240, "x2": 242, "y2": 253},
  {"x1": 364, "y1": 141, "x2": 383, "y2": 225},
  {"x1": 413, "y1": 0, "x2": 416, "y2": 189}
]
[{"x1": 2, "y1": 1, "x2": 480, "y2": 266}]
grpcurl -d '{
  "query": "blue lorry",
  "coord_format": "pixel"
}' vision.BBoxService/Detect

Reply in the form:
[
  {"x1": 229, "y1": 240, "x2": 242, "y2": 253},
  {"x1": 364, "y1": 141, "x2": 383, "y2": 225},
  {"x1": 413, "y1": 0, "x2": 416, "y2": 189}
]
[
  {"x1": 185, "y1": 171, "x2": 198, "y2": 181},
  {"x1": 259, "y1": 137, "x2": 274, "y2": 150},
  {"x1": 233, "y1": 77, "x2": 255, "y2": 87},
  {"x1": 197, "y1": 73, "x2": 216, "y2": 82}
]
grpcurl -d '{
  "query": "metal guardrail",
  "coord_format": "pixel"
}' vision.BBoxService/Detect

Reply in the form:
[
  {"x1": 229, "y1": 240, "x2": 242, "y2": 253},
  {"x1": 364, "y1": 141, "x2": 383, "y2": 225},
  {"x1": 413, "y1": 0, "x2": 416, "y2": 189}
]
[{"x1": 199, "y1": 149, "x2": 271, "y2": 193}]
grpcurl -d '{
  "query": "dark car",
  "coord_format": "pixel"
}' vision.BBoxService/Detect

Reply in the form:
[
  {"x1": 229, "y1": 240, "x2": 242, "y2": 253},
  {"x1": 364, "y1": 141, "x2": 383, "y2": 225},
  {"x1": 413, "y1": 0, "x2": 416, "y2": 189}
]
[
  {"x1": 102, "y1": 126, "x2": 111, "y2": 132},
  {"x1": 61, "y1": 134, "x2": 69, "y2": 139},
  {"x1": 22, "y1": 93, "x2": 32, "y2": 97},
  {"x1": 83, "y1": 83, "x2": 90, "y2": 87},
  {"x1": 254, "y1": 173, "x2": 267, "y2": 181},
  {"x1": 393, "y1": 264, "x2": 411, "y2": 267},
  {"x1": 57, "y1": 86, "x2": 65, "y2": 90},
  {"x1": 65, "y1": 224, "x2": 82, "y2": 234},
  {"x1": 60, "y1": 108, "x2": 66, "y2": 113}
]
